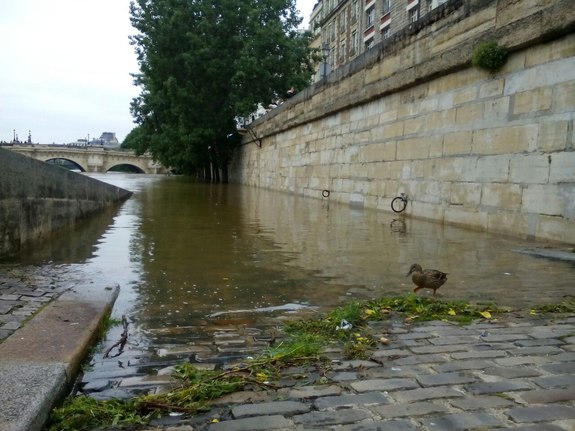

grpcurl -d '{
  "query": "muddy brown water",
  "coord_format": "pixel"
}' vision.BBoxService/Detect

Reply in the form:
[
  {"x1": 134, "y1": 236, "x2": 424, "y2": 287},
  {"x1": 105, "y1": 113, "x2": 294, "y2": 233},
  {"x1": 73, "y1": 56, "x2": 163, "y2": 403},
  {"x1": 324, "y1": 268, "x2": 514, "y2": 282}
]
[{"x1": 3, "y1": 173, "x2": 574, "y2": 398}]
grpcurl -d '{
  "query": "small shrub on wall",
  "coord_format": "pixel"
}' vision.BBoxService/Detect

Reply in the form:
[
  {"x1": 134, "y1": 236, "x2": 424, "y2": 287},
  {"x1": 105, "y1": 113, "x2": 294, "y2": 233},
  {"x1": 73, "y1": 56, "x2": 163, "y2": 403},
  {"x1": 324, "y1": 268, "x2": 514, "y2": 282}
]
[{"x1": 472, "y1": 40, "x2": 508, "y2": 72}]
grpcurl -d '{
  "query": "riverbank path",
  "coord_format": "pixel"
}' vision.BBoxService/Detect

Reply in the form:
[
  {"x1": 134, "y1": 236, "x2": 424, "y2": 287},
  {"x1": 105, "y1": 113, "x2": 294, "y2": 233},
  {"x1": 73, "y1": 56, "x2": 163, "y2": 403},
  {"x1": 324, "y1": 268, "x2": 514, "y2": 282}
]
[
  {"x1": 0, "y1": 266, "x2": 574, "y2": 431},
  {"x1": 140, "y1": 311, "x2": 575, "y2": 431},
  {"x1": 0, "y1": 266, "x2": 119, "y2": 431}
]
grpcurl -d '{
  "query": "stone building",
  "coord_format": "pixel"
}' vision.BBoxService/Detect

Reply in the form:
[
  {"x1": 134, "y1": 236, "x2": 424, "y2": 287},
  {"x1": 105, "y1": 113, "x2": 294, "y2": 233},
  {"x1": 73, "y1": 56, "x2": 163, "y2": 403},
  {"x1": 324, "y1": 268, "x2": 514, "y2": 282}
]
[
  {"x1": 69, "y1": 132, "x2": 120, "y2": 148},
  {"x1": 310, "y1": 0, "x2": 450, "y2": 76},
  {"x1": 99, "y1": 132, "x2": 120, "y2": 149}
]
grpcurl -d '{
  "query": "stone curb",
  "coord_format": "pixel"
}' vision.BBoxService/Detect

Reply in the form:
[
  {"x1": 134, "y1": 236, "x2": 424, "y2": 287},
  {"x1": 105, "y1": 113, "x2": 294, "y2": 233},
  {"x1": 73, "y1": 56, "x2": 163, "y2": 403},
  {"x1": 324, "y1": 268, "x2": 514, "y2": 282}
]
[{"x1": 0, "y1": 284, "x2": 119, "y2": 431}]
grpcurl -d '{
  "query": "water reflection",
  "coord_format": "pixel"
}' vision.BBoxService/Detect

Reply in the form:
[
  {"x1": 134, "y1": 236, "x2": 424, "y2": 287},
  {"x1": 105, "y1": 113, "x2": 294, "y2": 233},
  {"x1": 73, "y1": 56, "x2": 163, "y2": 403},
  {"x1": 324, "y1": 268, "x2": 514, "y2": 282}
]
[
  {"x1": 5, "y1": 173, "x2": 574, "y2": 398},
  {"x1": 226, "y1": 184, "x2": 574, "y2": 309},
  {"x1": 62, "y1": 173, "x2": 573, "y2": 344},
  {"x1": 7, "y1": 174, "x2": 575, "y2": 344},
  {"x1": 0, "y1": 204, "x2": 123, "y2": 265}
]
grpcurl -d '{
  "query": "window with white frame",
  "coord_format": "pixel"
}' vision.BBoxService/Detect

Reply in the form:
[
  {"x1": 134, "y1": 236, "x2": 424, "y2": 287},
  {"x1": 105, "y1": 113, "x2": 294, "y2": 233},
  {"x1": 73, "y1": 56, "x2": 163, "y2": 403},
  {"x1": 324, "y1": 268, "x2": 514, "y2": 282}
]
[
  {"x1": 383, "y1": 0, "x2": 391, "y2": 14},
  {"x1": 366, "y1": 6, "x2": 375, "y2": 27},
  {"x1": 409, "y1": 7, "x2": 419, "y2": 22},
  {"x1": 382, "y1": 25, "x2": 391, "y2": 39},
  {"x1": 351, "y1": 30, "x2": 358, "y2": 55}
]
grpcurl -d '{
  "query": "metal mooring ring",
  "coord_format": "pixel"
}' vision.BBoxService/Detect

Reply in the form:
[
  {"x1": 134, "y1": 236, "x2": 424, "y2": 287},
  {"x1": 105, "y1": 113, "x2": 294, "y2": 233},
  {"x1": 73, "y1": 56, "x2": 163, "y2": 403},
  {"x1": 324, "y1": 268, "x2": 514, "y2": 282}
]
[{"x1": 322, "y1": 189, "x2": 330, "y2": 198}]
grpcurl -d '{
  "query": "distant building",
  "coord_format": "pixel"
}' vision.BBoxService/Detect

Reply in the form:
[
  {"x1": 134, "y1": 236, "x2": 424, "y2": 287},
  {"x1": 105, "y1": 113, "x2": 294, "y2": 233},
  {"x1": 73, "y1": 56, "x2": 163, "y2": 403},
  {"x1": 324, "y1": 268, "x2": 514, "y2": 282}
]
[
  {"x1": 68, "y1": 132, "x2": 120, "y2": 149},
  {"x1": 308, "y1": 0, "x2": 450, "y2": 79},
  {"x1": 99, "y1": 132, "x2": 120, "y2": 149},
  {"x1": 68, "y1": 138, "x2": 90, "y2": 147}
]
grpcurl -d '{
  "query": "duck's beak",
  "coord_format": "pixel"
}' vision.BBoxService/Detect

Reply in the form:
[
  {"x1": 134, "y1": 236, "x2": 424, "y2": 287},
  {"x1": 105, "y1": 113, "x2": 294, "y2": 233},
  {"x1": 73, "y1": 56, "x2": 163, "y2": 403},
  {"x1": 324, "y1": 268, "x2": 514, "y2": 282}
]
[{"x1": 405, "y1": 268, "x2": 413, "y2": 277}]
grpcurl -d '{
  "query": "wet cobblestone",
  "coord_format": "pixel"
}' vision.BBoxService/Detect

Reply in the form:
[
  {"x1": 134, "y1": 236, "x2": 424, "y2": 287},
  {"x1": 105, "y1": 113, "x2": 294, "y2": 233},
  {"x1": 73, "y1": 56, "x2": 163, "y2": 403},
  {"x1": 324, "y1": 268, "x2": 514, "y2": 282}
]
[
  {"x1": 132, "y1": 313, "x2": 575, "y2": 431},
  {"x1": 0, "y1": 265, "x2": 76, "y2": 341},
  {"x1": 2, "y1": 264, "x2": 574, "y2": 430}
]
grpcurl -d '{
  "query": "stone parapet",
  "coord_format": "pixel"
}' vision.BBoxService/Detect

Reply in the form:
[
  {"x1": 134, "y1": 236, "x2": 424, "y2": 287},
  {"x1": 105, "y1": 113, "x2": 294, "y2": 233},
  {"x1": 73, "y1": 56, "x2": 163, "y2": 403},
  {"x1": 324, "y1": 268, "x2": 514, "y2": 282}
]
[{"x1": 0, "y1": 148, "x2": 132, "y2": 258}]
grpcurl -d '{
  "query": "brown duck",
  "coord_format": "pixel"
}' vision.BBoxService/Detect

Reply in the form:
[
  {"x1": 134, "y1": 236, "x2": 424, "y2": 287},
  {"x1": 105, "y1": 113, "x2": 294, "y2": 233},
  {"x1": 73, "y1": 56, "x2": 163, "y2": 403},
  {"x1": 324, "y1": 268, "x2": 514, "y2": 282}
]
[{"x1": 406, "y1": 263, "x2": 448, "y2": 296}]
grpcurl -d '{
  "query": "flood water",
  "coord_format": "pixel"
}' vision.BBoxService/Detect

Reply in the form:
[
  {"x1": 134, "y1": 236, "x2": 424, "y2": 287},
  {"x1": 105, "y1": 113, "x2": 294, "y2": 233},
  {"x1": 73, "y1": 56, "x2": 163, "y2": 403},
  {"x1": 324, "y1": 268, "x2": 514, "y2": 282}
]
[{"x1": 4, "y1": 173, "x2": 574, "y2": 397}]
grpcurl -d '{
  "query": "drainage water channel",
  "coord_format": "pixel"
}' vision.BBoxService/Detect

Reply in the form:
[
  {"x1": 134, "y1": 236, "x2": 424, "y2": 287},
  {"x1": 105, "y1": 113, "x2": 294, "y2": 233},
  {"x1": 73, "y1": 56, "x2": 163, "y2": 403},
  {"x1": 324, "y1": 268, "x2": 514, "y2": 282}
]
[{"x1": 7, "y1": 173, "x2": 575, "y2": 399}]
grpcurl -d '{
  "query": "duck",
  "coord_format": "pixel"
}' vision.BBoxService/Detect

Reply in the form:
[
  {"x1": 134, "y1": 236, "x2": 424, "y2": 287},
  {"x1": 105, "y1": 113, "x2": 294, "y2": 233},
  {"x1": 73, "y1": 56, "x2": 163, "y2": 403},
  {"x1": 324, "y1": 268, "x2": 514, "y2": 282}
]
[{"x1": 406, "y1": 263, "x2": 448, "y2": 296}]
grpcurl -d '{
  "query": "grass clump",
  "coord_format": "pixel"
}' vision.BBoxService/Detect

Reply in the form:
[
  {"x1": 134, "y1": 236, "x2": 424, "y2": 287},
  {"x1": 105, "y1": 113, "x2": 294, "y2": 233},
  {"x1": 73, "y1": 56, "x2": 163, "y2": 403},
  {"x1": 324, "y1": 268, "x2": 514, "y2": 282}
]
[
  {"x1": 98, "y1": 314, "x2": 123, "y2": 339},
  {"x1": 48, "y1": 333, "x2": 326, "y2": 430},
  {"x1": 371, "y1": 294, "x2": 500, "y2": 324},
  {"x1": 472, "y1": 40, "x2": 507, "y2": 72},
  {"x1": 530, "y1": 296, "x2": 575, "y2": 315},
  {"x1": 49, "y1": 364, "x2": 249, "y2": 430},
  {"x1": 48, "y1": 396, "x2": 149, "y2": 431},
  {"x1": 139, "y1": 363, "x2": 247, "y2": 414},
  {"x1": 286, "y1": 294, "x2": 502, "y2": 360},
  {"x1": 287, "y1": 293, "x2": 501, "y2": 333}
]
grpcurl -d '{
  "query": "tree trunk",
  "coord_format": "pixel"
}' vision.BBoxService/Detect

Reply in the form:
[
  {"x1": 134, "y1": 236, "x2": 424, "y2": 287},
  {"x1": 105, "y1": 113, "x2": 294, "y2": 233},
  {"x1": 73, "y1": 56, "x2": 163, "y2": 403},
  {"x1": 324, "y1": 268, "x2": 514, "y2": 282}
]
[
  {"x1": 204, "y1": 162, "x2": 212, "y2": 182},
  {"x1": 210, "y1": 142, "x2": 222, "y2": 183},
  {"x1": 213, "y1": 161, "x2": 220, "y2": 183}
]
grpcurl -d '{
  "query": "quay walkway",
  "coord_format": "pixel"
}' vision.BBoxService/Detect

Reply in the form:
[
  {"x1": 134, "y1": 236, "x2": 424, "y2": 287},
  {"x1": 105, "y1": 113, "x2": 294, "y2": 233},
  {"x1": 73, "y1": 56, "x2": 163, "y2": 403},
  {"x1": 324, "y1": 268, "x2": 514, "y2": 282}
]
[
  {"x1": 0, "y1": 266, "x2": 119, "y2": 431},
  {"x1": 0, "y1": 267, "x2": 574, "y2": 431},
  {"x1": 141, "y1": 312, "x2": 575, "y2": 431}
]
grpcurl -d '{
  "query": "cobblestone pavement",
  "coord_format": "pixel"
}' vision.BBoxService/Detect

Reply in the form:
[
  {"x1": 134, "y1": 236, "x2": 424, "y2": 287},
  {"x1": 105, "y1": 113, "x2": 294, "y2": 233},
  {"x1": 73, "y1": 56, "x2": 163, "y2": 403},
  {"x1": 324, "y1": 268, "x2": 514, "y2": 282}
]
[
  {"x1": 0, "y1": 265, "x2": 77, "y2": 341},
  {"x1": 2, "y1": 265, "x2": 575, "y2": 431},
  {"x1": 139, "y1": 313, "x2": 575, "y2": 431}
]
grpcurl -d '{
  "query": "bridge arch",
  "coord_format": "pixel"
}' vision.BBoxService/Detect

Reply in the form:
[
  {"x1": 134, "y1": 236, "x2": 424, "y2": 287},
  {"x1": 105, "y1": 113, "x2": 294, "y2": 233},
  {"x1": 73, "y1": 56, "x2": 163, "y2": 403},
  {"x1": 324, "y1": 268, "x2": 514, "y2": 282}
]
[
  {"x1": 5, "y1": 145, "x2": 167, "y2": 175},
  {"x1": 106, "y1": 163, "x2": 145, "y2": 174},
  {"x1": 45, "y1": 157, "x2": 86, "y2": 172}
]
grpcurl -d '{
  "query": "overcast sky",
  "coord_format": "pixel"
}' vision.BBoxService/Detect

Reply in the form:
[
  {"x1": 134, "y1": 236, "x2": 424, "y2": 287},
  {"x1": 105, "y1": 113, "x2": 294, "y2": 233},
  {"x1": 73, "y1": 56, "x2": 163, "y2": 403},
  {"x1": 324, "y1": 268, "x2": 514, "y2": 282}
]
[{"x1": 0, "y1": 0, "x2": 317, "y2": 145}]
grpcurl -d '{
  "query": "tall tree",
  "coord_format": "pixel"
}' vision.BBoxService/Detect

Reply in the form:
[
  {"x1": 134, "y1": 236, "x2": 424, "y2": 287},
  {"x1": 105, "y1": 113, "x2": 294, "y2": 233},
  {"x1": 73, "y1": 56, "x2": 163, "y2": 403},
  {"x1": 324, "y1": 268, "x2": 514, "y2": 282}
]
[{"x1": 126, "y1": 0, "x2": 315, "y2": 181}]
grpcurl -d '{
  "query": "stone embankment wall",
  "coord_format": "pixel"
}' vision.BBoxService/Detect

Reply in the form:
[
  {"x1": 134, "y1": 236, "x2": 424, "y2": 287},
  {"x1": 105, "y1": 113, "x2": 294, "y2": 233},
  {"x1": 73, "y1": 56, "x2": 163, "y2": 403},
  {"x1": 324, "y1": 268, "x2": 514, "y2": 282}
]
[
  {"x1": 229, "y1": 0, "x2": 575, "y2": 244},
  {"x1": 0, "y1": 148, "x2": 132, "y2": 258}
]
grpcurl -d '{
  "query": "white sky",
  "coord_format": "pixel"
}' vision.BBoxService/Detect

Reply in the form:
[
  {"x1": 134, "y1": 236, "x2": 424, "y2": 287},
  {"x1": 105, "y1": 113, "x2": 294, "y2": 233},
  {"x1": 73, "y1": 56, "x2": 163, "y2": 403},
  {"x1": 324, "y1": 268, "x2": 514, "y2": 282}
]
[{"x1": 0, "y1": 0, "x2": 318, "y2": 145}]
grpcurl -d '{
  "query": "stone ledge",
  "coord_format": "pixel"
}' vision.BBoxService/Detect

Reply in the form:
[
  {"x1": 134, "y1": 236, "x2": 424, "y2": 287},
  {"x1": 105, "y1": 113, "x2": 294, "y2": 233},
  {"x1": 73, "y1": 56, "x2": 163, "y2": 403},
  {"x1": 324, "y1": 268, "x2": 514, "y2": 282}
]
[{"x1": 0, "y1": 284, "x2": 119, "y2": 431}]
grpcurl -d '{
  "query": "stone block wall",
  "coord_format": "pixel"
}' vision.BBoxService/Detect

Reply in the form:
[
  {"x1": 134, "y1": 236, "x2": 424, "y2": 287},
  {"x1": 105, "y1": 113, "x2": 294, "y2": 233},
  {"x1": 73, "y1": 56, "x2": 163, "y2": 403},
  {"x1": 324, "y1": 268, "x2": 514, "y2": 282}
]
[
  {"x1": 0, "y1": 148, "x2": 132, "y2": 258},
  {"x1": 229, "y1": 0, "x2": 575, "y2": 244}
]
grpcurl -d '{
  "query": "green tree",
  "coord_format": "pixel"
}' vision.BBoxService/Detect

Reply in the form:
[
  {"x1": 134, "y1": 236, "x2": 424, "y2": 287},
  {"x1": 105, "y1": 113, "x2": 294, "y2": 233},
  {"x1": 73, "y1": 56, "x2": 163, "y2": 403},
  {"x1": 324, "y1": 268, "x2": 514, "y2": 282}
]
[{"x1": 126, "y1": 0, "x2": 315, "y2": 181}]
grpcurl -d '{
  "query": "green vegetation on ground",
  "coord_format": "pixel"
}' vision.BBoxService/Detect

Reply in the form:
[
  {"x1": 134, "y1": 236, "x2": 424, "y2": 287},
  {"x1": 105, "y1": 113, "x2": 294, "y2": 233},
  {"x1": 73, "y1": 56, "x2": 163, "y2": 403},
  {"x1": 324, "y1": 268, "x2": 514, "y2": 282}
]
[
  {"x1": 529, "y1": 296, "x2": 575, "y2": 314},
  {"x1": 48, "y1": 294, "x2": 574, "y2": 430}
]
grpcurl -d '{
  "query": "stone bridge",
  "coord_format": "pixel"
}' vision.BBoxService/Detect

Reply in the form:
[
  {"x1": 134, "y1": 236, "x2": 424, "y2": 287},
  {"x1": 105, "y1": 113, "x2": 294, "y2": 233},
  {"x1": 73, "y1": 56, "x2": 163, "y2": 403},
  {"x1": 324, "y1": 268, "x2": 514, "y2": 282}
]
[{"x1": 3, "y1": 144, "x2": 167, "y2": 174}]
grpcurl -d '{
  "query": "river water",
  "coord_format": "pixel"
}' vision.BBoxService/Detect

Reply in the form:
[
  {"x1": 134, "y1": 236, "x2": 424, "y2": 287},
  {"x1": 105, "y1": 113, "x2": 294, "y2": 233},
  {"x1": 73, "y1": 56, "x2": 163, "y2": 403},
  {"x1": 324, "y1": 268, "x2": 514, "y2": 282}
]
[{"x1": 4, "y1": 173, "x2": 575, "y2": 398}]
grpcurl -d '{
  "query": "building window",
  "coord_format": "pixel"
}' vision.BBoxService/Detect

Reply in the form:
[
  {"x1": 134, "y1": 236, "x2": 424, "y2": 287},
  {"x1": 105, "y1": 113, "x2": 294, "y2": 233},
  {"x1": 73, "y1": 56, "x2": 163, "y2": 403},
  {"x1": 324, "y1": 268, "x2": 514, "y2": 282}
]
[
  {"x1": 383, "y1": 0, "x2": 391, "y2": 14},
  {"x1": 339, "y1": 40, "x2": 346, "y2": 63},
  {"x1": 351, "y1": 0, "x2": 358, "y2": 23},
  {"x1": 351, "y1": 30, "x2": 358, "y2": 56},
  {"x1": 382, "y1": 25, "x2": 391, "y2": 39},
  {"x1": 365, "y1": 38, "x2": 375, "y2": 50},
  {"x1": 409, "y1": 7, "x2": 419, "y2": 22},
  {"x1": 366, "y1": 6, "x2": 375, "y2": 27}
]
